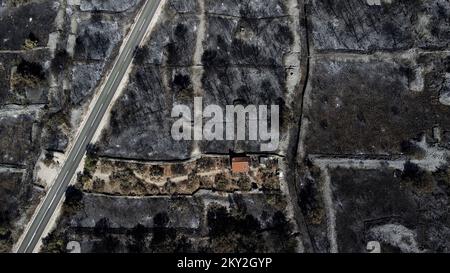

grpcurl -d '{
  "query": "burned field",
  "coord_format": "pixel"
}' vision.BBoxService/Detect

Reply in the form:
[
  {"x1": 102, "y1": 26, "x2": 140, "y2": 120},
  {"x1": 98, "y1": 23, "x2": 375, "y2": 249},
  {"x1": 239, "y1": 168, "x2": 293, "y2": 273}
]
[
  {"x1": 41, "y1": 0, "x2": 302, "y2": 253},
  {"x1": 0, "y1": 0, "x2": 59, "y2": 252},
  {"x1": 96, "y1": 0, "x2": 299, "y2": 159},
  {"x1": 298, "y1": 0, "x2": 450, "y2": 253},
  {"x1": 42, "y1": 0, "x2": 450, "y2": 253},
  {"x1": 330, "y1": 167, "x2": 450, "y2": 253},
  {"x1": 42, "y1": 191, "x2": 298, "y2": 253},
  {"x1": 0, "y1": 0, "x2": 143, "y2": 252},
  {"x1": 303, "y1": 54, "x2": 450, "y2": 155},
  {"x1": 2, "y1": 0, "x2": 450, "y2": 254}
]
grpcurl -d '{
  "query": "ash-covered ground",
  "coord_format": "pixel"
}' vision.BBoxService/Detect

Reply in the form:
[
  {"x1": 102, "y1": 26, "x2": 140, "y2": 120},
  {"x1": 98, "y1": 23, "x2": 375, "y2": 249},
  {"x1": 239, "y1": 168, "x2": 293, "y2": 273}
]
[
  {"x1": 41, "y1": 0, "x2": 303, "y2": 253},
  {"x1": 0, "y1": 0, "x2": 143, "y2": 251},
  {"x1": 2, "y1": 0, "x2": 450, "y2": 253}
]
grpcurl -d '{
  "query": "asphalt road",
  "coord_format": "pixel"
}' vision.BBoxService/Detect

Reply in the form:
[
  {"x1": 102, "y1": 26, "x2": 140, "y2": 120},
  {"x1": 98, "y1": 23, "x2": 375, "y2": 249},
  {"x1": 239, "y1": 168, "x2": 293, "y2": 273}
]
[{"x1": 17, "y1": 0, "x2": 161, "y2": 253}]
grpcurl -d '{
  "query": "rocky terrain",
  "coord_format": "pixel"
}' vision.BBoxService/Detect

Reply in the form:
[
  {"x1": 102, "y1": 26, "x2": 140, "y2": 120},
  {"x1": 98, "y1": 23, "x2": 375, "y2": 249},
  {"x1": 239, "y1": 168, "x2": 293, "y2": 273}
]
[{"x1": 2, "y1": 0, "x2": 450, "y2": 253}]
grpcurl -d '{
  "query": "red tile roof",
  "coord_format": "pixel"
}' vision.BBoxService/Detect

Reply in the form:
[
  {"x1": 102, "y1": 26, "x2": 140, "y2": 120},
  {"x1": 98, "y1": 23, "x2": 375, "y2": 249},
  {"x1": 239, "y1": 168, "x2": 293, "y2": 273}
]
[{"x1": 231, "y1": 157, "x2": 250, "y2": 173}]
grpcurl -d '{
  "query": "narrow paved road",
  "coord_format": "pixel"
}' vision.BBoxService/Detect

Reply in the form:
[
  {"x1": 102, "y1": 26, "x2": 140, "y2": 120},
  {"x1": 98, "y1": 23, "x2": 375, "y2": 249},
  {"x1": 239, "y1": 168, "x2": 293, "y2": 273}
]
[{"x1": 17, "y1": 0, "x2": 162, "y2": 253}]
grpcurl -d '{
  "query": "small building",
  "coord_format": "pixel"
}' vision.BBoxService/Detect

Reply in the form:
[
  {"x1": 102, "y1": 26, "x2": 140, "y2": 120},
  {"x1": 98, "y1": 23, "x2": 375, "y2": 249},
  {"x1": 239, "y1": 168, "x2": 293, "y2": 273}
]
[{"x1": 231, "y1": 157, "x2": 250, "y2": 173}]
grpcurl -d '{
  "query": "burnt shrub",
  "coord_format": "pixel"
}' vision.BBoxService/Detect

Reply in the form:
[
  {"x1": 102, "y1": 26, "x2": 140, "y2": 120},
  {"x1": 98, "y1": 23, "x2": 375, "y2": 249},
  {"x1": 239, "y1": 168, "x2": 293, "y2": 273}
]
[
  {"x1": 151, "y1": 227, "x2": 176, "y2": 246},
  {"x1": 92, "y1": 235, "x2": 120, "y2": 253},
  {"x1": 270, "y1": 211, "x2": 289, "y2": 232},
  {"x1": 0, "y1": 226, "x2": 11, "y2": 240},
  {"x1": 174, "y1": 23, "x2": 188, "y2": 40},
  {"x1": 207, "y1": 206, "x2": 231, "y2": 237},
  {"x1": 201, "y1": 49, "x2": 218, "y2": 66},
  {"x1": 166, "y1": 42, "x2": 181, "y2": 65},
  {"x1": 173, "y1": 235, "x2": 193, "y2": 253},
  {"x1": 91, "y1": 12, "x2": 103, "y2": 24},
  {"x1": 51, "y1": 50, "x2": 70, "y2": 73},
  {"x1": 45, "y1": 151, "x2": 54, "y2": 161},
  {"x1": 74, "y1": 36, "x2": 85, "y2": 55},
  {"x1": 86, "y1": 143, "x2": 100, "y2": 156},
  {"x1": 401, "y1": 161, "x2": 434, "y2": 193},
  {"x1": 201, "y1": 49, "x2": 230, "y2": 67},
  {"x1": 172, "y1": 74, "x2": 191, "y2": 91},
  {"x1": 402, "y1": 161, "x2": 421, "y2": 180},
  {"x1": 400, "y1": 140, "x2": 425, "y2": 158},
  {"x1": 231, "y1": 39, "x2": 260, "y2": 65},
  {"x1": 153, "y1": 212, "x2": 170, "y2": 228},
  {"x1": 65, "y1": 185, "x2": 83, "y2": 208},
  {"x1": 41, "y1": 232, "x2": 66, "y2": 253},
  {"x1": 128, "y1": 224, "x2": 148, "y2": 253},
  {"x1": 17, "y1": 59, "x2": 45, "y2": 80},
  {"x1": 28, "y1": 32, "x2": 39, "y2": 43},
  {"x1": 134, "y1": 46, "x2": 149, "y2": 65},
  {"x1": 150, "y1": 212, "x2": 177, "y2": 246},
  {"x1": 275, "y1": 24, "x2": 294, "y2": 46},
  {"x1": 94, "y1": 217, "x2": 111, "y2": 235},
  {"x1": 207, "y1": 206, "x2": 261, "y2": 237},
  {"x1": 130, "y1": 224, "x2": 147, "y2": 241}
]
